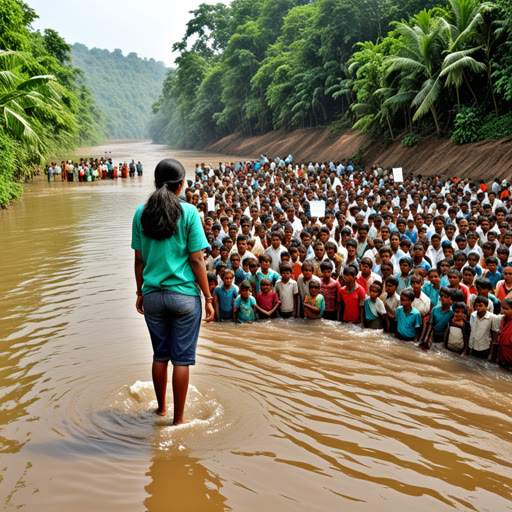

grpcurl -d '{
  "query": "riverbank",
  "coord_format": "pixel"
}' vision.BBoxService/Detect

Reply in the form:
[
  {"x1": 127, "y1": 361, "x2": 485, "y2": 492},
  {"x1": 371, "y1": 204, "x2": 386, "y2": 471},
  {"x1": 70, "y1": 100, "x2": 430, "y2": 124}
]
[{"x1": 205, "y1": 127, "x2": 512, "y2": 181}]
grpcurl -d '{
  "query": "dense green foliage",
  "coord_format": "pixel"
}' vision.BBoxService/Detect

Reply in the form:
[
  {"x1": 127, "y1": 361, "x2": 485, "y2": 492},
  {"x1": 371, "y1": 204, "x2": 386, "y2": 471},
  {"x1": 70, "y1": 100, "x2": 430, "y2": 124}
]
[
  {"x1": 71, "y1": 43, "x2": 167, "y2": 139},
  {"x1": 0, "y1": 0, "x2": 105, "y2": 206},
  {"x1": 150, "y1": 0, "x2": 512, "y2": 148}
]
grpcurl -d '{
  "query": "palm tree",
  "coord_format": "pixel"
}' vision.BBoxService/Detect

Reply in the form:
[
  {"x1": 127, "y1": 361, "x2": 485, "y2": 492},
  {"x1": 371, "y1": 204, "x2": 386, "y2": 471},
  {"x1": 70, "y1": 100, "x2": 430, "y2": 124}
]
[
  {"x1": 0, "y1": 50, "x2": 76, "y2": 161},
  {"x1": 385, "y1": 10, "x2": 451, "y2": 136}
]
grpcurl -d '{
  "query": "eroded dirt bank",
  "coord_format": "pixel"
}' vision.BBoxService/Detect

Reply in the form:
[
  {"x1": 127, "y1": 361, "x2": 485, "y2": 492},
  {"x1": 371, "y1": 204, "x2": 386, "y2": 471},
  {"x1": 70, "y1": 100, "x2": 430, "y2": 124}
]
[{"x1": 205, "y1": 127, "x2": 512, "y2": 181}]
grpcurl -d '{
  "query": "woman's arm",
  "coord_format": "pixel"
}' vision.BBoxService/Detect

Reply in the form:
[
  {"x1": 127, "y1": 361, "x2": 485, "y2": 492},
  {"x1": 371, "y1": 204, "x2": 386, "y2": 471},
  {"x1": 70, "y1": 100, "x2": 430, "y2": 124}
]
[
  {"x1": 189, "y1": 249, "x2": 215, "y2": 322},
  {"x1": 134, "y1": 250, "x2": 144, "y2": 314}
]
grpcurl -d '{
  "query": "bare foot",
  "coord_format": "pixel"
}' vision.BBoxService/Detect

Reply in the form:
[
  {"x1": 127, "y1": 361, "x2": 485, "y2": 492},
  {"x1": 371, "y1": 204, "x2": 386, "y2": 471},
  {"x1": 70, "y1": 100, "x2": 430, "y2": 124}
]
[
  {"x1": 156, "y1": 408, "x2": 167, "y2": 416},
  {"x1": 173, "y1": 419, "x2": 190, "y2": 426},
  {"x1": 418, "y1": 342, "x2": 430, "y2": 351}
]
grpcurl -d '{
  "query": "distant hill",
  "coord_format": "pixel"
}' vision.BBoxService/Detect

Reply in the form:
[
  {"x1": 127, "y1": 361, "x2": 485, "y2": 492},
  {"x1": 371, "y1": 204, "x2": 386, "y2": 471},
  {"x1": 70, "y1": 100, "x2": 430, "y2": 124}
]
[{"x1": 71, "y1": 43, "x2": 167, "y2": 140}]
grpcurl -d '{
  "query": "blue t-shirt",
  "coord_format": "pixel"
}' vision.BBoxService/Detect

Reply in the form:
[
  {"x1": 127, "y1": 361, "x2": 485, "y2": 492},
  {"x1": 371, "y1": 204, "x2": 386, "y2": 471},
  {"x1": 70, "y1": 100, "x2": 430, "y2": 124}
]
[
  {"x1": 234, "y1": 295, "x2": 256, "y2": 323},
  {"x1": 486, "y1": 270, "x2": 502, "y2": 288},
  {"x1": 214, "y1": 284, "x2": 239, "y2": 319},
  {"x1": 396, "y1": 306, "x2": 422, "y2": 338},
  {"x1": 422, "y1": 282, "x2": 440, "y2": 308},
  {"x1": 234, "y1": 268, "x2": 248, "y2": 285},
  {"x1": 255, "y1": 268, "x2": 279, "y2": 293},
  {"x1": 429, "y1": 305, "x2": 454, "y2": 336},
  {"x1": 364, "y1": 298, "x2": 380, "y2": 321}
]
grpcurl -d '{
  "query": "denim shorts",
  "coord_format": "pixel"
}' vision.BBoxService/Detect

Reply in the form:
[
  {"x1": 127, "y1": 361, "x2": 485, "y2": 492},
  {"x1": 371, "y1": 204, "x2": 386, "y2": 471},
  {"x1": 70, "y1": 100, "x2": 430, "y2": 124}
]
[{"x1": 143, "y1": 290, "x2": 202, "y2": 365}]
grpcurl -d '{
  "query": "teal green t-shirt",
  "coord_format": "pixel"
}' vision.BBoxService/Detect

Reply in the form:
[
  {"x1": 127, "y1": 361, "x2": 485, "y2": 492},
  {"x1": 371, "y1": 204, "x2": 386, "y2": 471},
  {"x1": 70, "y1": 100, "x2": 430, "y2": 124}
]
[{"x1": 131, "y1": 202, "x2": 208, "y2": 296}]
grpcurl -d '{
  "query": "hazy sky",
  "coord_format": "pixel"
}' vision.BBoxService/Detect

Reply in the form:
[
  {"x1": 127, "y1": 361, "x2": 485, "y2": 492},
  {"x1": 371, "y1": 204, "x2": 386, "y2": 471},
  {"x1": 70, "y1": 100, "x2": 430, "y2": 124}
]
[{"x1": 28, "y1": 0, "x2": 229, "y2": 67}]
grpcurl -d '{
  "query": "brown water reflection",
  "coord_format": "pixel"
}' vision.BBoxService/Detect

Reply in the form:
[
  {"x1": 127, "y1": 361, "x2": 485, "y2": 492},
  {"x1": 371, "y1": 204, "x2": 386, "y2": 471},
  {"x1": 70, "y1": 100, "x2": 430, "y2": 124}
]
[{"x1": 1, "y1": 142, "x2": 512, "y2": 511}]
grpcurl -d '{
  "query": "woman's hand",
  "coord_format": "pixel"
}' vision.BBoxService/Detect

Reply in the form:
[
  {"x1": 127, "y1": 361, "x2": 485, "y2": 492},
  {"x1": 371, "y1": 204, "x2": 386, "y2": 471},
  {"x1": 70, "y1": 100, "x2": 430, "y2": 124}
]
[
  {"x1": 204, "y1": 301, "x2": 215, "y2": 322},
  {"x1": 136, "y1": 295, "x2": 144, "y2": 314}
]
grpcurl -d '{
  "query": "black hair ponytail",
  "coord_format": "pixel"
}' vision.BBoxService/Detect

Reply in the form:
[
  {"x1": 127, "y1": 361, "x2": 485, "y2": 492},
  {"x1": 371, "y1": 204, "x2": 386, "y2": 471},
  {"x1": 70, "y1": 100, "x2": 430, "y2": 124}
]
[{"x1": 141, "y1": 159, "x2": 185, "y2": 240}]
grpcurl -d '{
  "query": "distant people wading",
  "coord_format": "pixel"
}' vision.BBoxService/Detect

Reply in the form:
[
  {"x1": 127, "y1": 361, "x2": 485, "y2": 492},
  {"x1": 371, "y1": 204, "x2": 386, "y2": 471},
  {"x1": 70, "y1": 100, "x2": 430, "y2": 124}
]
[{"x1": 131, "y1": 158, "x2": 214, "y2": 425}]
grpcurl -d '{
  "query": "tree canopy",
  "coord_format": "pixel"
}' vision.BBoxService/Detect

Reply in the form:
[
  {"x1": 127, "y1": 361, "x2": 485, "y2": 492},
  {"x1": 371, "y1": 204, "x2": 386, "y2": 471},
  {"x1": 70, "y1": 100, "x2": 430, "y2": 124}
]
[
  {"x1": 150, "y1": 0, "x2": 512, "y2": 148},
  {"x1": 0, "y1": 0, "x2": 104, "y2": 206}
]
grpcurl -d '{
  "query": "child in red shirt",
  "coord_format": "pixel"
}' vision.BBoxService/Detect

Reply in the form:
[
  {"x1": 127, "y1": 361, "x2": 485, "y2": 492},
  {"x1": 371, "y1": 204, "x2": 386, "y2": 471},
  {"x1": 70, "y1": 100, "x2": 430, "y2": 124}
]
[
  {"x1": 255, "y1": 278, "x2": 281, "y2": 319},
  {"x1": 340, "y1": 266, "x2": 365, "y2": 324}
]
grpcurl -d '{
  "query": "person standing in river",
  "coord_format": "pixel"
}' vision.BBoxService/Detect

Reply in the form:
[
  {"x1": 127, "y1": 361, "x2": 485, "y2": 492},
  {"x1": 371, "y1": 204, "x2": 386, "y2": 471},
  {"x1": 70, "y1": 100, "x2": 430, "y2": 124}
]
[{"x1": 131, "y1": 158, "x2": 214, "y2": 425}]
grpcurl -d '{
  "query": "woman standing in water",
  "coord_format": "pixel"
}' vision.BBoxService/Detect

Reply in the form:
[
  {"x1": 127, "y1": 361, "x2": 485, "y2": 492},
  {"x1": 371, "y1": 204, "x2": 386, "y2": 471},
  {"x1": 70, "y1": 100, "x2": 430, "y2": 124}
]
[{"x1": 132, "y1": 158, "x2": 214, "y2": 425}]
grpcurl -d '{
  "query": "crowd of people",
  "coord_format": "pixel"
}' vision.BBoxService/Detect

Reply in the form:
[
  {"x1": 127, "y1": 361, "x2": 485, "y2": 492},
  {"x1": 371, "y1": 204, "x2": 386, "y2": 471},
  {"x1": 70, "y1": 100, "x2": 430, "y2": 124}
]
[
  {"x1": 182, "y1": 156, "x2": 512, "y2": 369},
  {"x1": 45, "y1": 158, "x2": 143, "y2": 182}
]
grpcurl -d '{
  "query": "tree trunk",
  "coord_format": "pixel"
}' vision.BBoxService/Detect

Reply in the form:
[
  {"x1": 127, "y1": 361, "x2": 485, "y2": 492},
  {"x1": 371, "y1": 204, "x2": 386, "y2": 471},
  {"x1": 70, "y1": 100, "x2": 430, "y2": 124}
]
[{"x1": 431, "y1": 105, "x2": 440, "y2": 137}]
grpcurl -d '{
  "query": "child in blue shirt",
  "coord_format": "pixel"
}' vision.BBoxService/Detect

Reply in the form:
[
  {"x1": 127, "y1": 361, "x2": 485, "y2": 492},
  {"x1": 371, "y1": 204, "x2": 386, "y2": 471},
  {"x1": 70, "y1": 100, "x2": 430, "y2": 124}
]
[
  {"x1": 213, "y1": 269, "x2": 239, "y2": 321},
  {"x1": 234, "y1": 281, "x2": 257, "y2": 323},
  {"x1": 395, "y1": 289, "x2": 422, "y2": 341},
  {"x1": 424, "y1": 287, "x2": 454, "y2": 348},
  {"x1": 484, "y1": 256, "x2": 502, "y2": 289}
]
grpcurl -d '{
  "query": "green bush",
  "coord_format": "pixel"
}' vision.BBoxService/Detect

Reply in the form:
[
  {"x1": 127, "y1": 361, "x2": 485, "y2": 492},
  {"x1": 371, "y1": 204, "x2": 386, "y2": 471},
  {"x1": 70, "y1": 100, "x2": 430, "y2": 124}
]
[
  {"x1": 0, "y1": 127, "x2": 23, "y2": 207},
  {"x1": 402, "y1": 133, "x2": 421, "y2": 147},
  {"x1": 479, "y1": 113, "x2": 512, "y2": 140},
  {"x1": 451, "y1": 106, "x2": 481, "y2": 144}
]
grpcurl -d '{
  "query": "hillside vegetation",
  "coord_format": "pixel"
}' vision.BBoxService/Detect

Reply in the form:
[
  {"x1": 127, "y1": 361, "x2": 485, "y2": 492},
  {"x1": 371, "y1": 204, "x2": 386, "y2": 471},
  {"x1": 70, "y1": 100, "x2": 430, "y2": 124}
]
[
  {"x1": 71, "y1": 43, "x2": 167, "y2": 140},
  {"x1": 150, "y1": 0, "x2": 512, "y2": 149},
  {"x1": 0, "y1": 0, "x2": 104, "y2": 207}
]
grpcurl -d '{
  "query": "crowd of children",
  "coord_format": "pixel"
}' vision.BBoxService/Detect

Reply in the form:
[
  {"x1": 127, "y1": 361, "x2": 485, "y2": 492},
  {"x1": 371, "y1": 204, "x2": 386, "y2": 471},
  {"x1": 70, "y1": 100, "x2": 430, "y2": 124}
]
[
  {"x1": 191, "y1": 157, "x2": 512, "y2": 369},
  {"x1": 45, "y1": 158, "x2": 143, "y2": 182}
]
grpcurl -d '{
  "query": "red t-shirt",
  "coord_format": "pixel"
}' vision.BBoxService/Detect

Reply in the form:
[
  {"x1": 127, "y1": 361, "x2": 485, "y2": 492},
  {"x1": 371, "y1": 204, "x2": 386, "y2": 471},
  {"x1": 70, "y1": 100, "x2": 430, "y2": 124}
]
[
  {"x1": 340, "y1": 284, "x2": 365, "y2": 322},
  {"x1": 256, "y1": 291, "x2": 279, "y2": 312},
  {"x1": 320, "y1": 278, "x2": 342, "y2": 312}
]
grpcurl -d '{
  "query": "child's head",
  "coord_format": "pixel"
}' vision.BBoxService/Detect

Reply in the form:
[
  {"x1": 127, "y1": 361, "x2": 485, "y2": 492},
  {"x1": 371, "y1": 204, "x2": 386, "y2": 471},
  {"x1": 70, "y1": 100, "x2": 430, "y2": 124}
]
[
  {"x1": 343, "y1": 265, "x2": 357, "y2": 286},
  {"x1": 346, "y1": 239, "x2": 357, "y2": 256},
  {"x1": 211, "y1": 242, "x2": 221, "y2": 258},
  {"x1": 410, "y1": 273, "x2": 423, "y2": 293},
  {"x1": 298, "y1": 244, "x2": 307, "y2": 262},
  {"x1": 236, "y1": 234, "x2": 248, "y2": 253},
  {"x1": 240, "y1": 280, "x2": 252, "y2": 298},
  {"x1": 474, "y1": 295, "x2": 489, "y2": 314},
  {"x1": 447, "y1": 269, "x2": 461, "y2": 286},
  {"x1": 289, "y1": 246, "x2": 299, "y2": 262},
  {"x1": 485, "y1": 256, "x2": 499, "y2": 272},
  {"x1": 497, "y1": 245, "x2": 510, "y2": 265},
  {"x1": 369, "y1": 282, "x2": 382, "y2": 300},
  {"x1": 400, "y1": 289, "x2": 415, "y2": 307},
  {"x1": 474, "y1": 277, "x2": 492, "y2": 296},
  {"x1": 452, "y1": 302, "x2": 467, "y2": 321},
  {"x1": 399, "y1": 257, "x2": 412, "y2": 274},
  {"x1": 427, "y1": 268, "x2": 440, "y2": 286},
  {"x1": 438, "y1": 258, "x2": 452, "y2": 275},
  {"x1": 453, "y1": 251, "x2": 467, "y2": 270},
  {"x1": 380, "y1": 262, "x2": 393, "y2": 281},
  {"x1": 467, "y1": 252, "x2": 480, "y2": 268},
  {"x1": 309, "y1": 280, "x2": 320, "y2": 296},
  {"x1": 379, "y1": 246, "x2": 393, "y2": 264},
  {"x1": 222, "y1": 269, "x2": 234, "y2": 286},
  {"x1": 313, "y1": 241, "x2": 326, "y2": 259},
  {"x1": 359, "y1": 257, "x2": 372, "y2": 276},
  {"x1": 207, "y1": 271, "x2": 217, "y2": 293},
  {"x1": 280, "y1": 250, "x2": 291, "y2": 264},
  {"x1": 216, "y1": 262, "x2": 228, "y2": 278},
  {"x1": 302, "y1": 261, "x2": 314, "y2": 279},
  {"x1": 259, "y1": 253, "x2": 272, "y2": 270},
  {"x1": 482, "y1": 241, "x2": 496, "y2": 258},
  {"x1": 385, "y1": 275, "x2": 398, "y2": 294},
  {"x1": 260, "y1": 277, "x2": 272, "y2": 293},
  {"x1": 320, "y1": 260, "x2": 333, "y2": 279},
  {"x1": 462, "y1": 266, "x2": 476, "y2": 286},
  {"x1": 439, "y1": 287, "x2": 453, "y2": 306},
  {"x1": 280, "y1": 263, "x2": 293, "y2": 280},
  {"x1": 248, "y1": 258, "x2": 259, "y2": 274}
]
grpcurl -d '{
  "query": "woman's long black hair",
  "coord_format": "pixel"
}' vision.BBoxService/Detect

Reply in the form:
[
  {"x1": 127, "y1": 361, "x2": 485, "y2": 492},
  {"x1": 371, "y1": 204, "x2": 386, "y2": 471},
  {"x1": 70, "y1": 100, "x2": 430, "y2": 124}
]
[{"x1": 141, "y1": 159, "x2": 185, "y2": 240}]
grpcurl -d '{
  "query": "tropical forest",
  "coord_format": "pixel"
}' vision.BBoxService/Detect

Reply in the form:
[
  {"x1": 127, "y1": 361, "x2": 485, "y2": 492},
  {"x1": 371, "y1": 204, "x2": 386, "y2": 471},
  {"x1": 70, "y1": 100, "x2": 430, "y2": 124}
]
[
  {"x1": 0, "y1": 0, "x2": 104, "y2": 206},
  {"x1": 150, "y1": 0, "x2": 512, "y2": 149}
]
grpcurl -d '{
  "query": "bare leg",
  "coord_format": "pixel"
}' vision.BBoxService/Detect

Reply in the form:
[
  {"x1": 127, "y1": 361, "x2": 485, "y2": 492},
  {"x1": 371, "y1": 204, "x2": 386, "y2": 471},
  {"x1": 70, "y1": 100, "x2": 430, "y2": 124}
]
[
  {"x1": 172, "y1": 365, "x2": 189, "y2": 425},
  {"x1": 152, "y1": 360, "x2": 168, "y2": 415}
]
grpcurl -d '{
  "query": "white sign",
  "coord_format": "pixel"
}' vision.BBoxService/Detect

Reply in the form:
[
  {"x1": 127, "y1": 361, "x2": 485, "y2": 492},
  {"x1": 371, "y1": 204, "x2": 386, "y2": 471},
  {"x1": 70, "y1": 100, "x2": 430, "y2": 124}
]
[
  {"x1": 310, "y1": 200, "x2": 326, "y2": 218},
  {"x1": 207, "y1": 197, "x2": 215, "y2": 212},
  {"x1": 393, "y1": 167, "x2": 403, "y2": 182}
]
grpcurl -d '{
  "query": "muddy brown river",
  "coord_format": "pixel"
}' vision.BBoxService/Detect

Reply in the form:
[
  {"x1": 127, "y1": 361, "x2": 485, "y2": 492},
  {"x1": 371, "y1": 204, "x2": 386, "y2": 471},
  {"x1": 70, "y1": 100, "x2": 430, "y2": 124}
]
[{"x1": 1, "y1": 141, "x2": 512, "y2": 511}]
